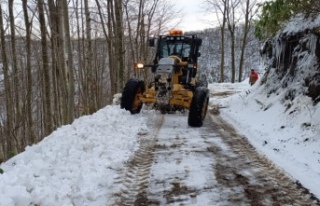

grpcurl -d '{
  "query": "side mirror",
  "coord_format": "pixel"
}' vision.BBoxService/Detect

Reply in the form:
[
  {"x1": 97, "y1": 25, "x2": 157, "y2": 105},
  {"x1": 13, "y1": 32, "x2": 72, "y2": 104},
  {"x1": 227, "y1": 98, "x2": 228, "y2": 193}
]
[{"x1": 148, "y1": 38, "x2": 155, "y2": 47}]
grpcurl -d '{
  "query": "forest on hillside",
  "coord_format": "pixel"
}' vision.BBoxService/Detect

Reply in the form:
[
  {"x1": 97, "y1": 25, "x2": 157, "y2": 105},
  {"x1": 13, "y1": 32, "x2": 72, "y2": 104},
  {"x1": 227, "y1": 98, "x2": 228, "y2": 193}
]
[{"x1": 1, "y1": 0, "x2": 316, "y2": 162}]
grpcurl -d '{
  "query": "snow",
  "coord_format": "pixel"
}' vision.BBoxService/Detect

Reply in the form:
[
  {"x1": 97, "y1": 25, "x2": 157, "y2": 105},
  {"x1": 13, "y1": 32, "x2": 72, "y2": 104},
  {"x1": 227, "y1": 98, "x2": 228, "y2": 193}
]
[
  {"x1": 1, "y1": 78, "x2": 320, "y2": 205},
  {"x1": 0, "y1": 107, "x2": 149, "y2": 206},
  {"x1": 209, "y1": 77, "x2": 320, "y2": 197},
  {"x1": 282, "y1": 13, "x2": 320, "y2": 35}
]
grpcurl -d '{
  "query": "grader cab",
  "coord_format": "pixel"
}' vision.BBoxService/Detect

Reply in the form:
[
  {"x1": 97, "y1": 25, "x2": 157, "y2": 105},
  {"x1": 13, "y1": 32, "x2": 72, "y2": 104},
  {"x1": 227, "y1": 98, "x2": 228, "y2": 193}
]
[{"x1": 120, "y1": 30, "x2": 209, "y2": 127}]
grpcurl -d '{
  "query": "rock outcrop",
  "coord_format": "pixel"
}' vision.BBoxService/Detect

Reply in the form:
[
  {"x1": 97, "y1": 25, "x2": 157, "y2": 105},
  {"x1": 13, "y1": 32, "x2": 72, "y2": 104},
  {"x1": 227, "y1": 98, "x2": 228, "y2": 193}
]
[{"x1": 261, "y1": 14, "x2": 320, "y2": 104}]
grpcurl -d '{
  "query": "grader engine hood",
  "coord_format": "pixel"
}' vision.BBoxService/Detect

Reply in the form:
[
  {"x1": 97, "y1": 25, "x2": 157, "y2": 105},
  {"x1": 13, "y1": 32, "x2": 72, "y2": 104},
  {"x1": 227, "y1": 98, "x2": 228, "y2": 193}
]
[
  {"x1": 156, "y1": 57, "x2": 177, "y2": 73},
  {"x1": 154, "y1": 57, "x2": 178, "y2": 105}
]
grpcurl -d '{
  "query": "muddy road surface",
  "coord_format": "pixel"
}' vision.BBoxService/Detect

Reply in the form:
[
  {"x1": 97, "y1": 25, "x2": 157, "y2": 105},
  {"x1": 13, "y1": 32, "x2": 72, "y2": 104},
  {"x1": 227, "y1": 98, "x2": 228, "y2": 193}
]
[{"x1": 108, "y1": 108, "x2": 319, "y2": 205}]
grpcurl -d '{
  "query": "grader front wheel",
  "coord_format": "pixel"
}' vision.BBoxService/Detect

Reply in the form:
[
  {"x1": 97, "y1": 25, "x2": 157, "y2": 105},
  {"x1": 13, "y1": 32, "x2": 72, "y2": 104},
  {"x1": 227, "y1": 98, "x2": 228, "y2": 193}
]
[
  {"x1": 120, "y1": 79, "x2": 145, "y2": 114},
  {"x1": 188, "y1": 87, "x2": 209, "y2": 127}
]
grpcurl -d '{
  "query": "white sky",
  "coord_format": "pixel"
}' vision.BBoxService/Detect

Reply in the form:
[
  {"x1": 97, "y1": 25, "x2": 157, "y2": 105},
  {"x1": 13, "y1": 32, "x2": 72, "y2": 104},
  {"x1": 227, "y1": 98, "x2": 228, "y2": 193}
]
[
  {"x1": 0, "y1": 78, "x2": 319, "y2": 205},
  {"x1": 173, "y1": 0, "x2": 269, "y2": 32},
  {"x1": 173, "y1": 0, "x2": 215, "y2": 32}
]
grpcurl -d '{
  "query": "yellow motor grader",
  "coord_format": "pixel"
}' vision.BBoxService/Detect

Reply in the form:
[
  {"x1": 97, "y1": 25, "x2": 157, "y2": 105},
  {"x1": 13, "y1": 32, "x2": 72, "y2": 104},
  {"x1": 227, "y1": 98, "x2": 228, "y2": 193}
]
[{"x1": 120, "y1": 30, "x2": 209, "y2": 127}]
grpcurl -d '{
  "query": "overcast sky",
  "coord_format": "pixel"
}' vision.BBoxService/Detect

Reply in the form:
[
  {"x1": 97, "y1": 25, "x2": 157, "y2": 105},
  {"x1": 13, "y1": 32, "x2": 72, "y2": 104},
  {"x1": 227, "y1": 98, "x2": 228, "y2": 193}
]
[
  {"x1": 174, "y1": 0, "x2": 267, "y2": 32},
  {"x1": 173, "y1": 0, "x2": 215, "y2": 32}
]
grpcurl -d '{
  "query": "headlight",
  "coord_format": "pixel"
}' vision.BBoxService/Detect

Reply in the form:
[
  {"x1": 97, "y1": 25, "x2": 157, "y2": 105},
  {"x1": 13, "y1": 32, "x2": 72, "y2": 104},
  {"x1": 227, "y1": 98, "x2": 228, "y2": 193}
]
[
  {"x1": 134, "y1": 62, "x2": 144, "y2": 69},
  {"x1": 188, "y1": 63, "x2": 197, "y2": 69}
]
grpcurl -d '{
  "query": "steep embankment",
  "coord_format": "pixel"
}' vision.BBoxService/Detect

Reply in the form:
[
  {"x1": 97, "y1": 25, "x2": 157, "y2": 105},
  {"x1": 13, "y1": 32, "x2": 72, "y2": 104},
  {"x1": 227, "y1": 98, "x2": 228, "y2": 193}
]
[{"x1": 261, "y1": 14, "x2": 320, "y2": 105}]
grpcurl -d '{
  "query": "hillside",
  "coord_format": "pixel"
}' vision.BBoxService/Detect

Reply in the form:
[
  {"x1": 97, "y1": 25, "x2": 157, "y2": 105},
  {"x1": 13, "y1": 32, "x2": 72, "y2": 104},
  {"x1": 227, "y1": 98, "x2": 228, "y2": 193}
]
[{"x1": 261, "y1": 13, "x2": 320, "y2": 104}]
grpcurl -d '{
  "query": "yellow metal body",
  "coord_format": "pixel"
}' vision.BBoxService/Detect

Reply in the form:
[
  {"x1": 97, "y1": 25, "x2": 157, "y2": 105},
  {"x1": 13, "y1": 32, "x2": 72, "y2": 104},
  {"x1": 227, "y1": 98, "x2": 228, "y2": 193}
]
[
  {"x1": 139, "y1": 85, "x2": 193, "y2": 108},
  {"x1": 139, "y1": 59, "x2": 194, "y2": 109}
]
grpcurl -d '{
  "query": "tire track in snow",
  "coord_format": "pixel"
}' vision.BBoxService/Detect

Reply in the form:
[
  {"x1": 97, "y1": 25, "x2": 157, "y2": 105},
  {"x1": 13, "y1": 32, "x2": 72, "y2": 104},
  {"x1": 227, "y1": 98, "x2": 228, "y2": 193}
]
[
  {"x1": 109, "y1": 114, "x2": 164, "y2": 206},
  {"x1": 144, "y1": 114, "x2": 226, "y2": 205},
  {"x1": 209, "y1": 113, "x2": 320, "y2": 206},
  {"x1": 108, "y1": 107, "x2": 319, "y2": 205}
]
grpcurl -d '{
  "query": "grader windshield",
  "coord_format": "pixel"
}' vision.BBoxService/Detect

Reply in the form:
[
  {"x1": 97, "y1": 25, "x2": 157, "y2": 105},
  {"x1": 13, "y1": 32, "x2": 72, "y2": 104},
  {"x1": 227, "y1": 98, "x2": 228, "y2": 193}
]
[
  {"x1": 151, "y1": 30, "x2": 202, "y2": 64},
  {"x1": 159, "y1": 38, "x2": 191, "y2": 60}
]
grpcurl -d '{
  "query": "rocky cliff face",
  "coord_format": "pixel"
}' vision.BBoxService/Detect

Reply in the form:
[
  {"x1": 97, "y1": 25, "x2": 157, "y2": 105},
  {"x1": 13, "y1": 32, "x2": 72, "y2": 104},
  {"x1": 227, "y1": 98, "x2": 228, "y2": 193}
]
[{"x1": 261, "y1": 14, "x2": 320, "y2": 105}]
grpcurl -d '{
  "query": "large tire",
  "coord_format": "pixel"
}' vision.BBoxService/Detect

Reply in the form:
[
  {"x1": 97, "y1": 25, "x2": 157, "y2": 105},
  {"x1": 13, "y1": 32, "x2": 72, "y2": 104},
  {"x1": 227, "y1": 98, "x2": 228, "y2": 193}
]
[
  {"x1": 120, "y1": 79, "x2": 145, "y2": 114},
  {"x1": 188, "y1": 87, "x2": 209, "y2": 127}
]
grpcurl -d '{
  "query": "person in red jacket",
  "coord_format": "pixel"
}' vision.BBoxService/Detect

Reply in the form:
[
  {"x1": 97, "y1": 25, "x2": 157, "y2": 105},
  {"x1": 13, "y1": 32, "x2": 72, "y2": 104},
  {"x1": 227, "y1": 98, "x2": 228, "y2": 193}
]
[{"x1": 249, "y1": 69, "x2": 259, "y2": 86}]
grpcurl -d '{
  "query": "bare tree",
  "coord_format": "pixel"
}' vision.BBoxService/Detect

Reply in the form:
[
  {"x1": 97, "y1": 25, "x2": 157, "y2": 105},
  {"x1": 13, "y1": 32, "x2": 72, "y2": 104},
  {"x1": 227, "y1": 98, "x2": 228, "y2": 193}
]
[
  {"x1": 22, "y1": 0, "x2": 35, "y2": 145},
  {"x1": 114, "y1": 0, "x2": 125, "y2": 92},
  {"x1": 205, "y1": 0, "x2": 228, "y2": 82},
  {"x1": 38, "y1": 0, "x2": 53, "y2": 136},
  {"x1": 0, "y1": 0, "x2": 192, "y2": 161},
  {"x1": 206, "y1": 0, "x2": 255, "y2": 83},
  {"x1": 238, "y1": 0, "x2": 257, "y2": 82},
  {"x1": 123, "y1": 0, "x2": 178, "y2": 82},
  {"x1": 57, "y1": 0, "x2": 69, "y2": 124},
  {"x1": 7, "y1": 0, "x2": 23, "y2": 152},
  {"x1": 57, "y1": 0, "x2": 75, "y2": 123},
  {"x1": 220, "y1": 1, "x2": 227, "y2": 83},
  {"x1": 8, "y1": 0, "x2": 21, "y2": 150},
  {"x1": 94, "y1": 0, "x2": 114, "y2": 105},
  {"x1": 62, "y1": 0, "x2": 75, "y2": 123},
  {"x1": 72, "y1": 0, "x2": 87, "y2": 114},
  {"x1": 47, "y1": 0, "x2": 61, "y2": 128},
  {"x1": 225, "y1": 0, "x2": 241, "y2": 83},
  {"x1": 84, "y1": 0, "x2": 98, "y2": 113},
  {"x1": 0, "y1": 4, "x2": 15, "y2": 159}
]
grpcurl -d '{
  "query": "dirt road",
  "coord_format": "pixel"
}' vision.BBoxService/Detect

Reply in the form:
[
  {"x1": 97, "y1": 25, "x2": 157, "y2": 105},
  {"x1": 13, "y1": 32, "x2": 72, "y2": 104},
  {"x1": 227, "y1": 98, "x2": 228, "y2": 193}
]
[{"x1": 108, "y1": 101, "x2": 320, "y2": 205}]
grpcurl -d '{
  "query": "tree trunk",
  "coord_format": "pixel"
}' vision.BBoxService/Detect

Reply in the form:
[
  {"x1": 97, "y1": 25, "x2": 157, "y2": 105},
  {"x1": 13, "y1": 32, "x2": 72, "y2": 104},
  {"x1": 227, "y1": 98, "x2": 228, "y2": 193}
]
[
  {"x1": 238, "y1": 0, "x2": 255, "y2": 82},
  {"x1": 56, "y1": 0, "x2": 68, "y2": 124},
  {"x1": 114, "y1": 0, "x2": 125, "y2": 93},
  {"x1": 220, "y1": 2, "x2": 227, "y2": 83},
  {"x1": 84, "y1": 0, "x2": 97, "y2": 114},
  {"x1": 73, "y1": 0, "x2": 86, "y2": 115},
  {"x1": 0, "y1": 4, "x2": 14, "y2": 159},
  {"x1": 57, "y1": 0, "x2": 75, "y2": 123},
  {"x1": 206, "y1": 0, "x2": 228, "y2": 83},
  {"x1": 38, "y1": 0, "x2": 53, "y2": 136},
  {"x1": 230, "y1": 28, "x2": 236, "y2": 83},
  {"x1": 48, "y1": 0, "x2": 61, "y2": 128},
  {"x1": 8, "y1": 0, "x2": 20, "y2": 151},
  {"x1": 22, "y1": 0, "x2": 35, "y2": 145},
  {"x1": 63, "y1": 0, "x2": 75, "y2": 123},
  {"x1": 107, "y1": 0, "x2": 116, "y2": 96},
  {"x1": 95, "y1": 0, "x2": 113, "y2": 104},
  {"x1": 123, "y1": 0, "x2": 136, "y2": 74},
  {"x1": 226, "y1": 0, "x2": 241, "y2": 83}
]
